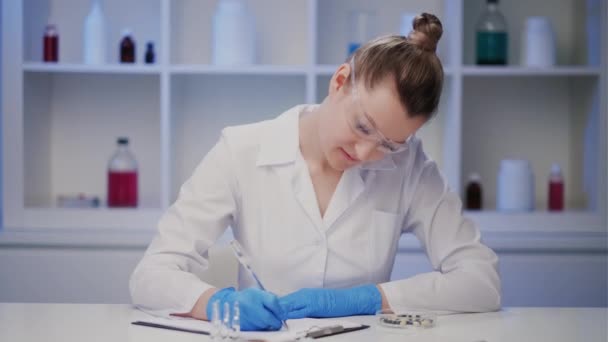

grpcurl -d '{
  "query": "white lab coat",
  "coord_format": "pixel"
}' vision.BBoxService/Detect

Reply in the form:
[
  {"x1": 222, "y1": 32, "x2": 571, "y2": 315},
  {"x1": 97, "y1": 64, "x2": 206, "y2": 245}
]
[{"x1": 130, "y1": 105, "x2": 501, "y2": 316}]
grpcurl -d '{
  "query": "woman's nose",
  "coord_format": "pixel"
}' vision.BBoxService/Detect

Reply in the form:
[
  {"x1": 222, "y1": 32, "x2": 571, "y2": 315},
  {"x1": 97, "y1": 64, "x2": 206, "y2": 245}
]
[{"x1": 355, "y1": 140, "x2": 381, "y2": 162}]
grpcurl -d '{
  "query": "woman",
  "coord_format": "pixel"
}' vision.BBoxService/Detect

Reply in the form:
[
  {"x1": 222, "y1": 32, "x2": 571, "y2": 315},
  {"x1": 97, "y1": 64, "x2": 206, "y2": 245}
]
[{"x1": 130, "y1": 13, "x2": 501, "y2": 331}]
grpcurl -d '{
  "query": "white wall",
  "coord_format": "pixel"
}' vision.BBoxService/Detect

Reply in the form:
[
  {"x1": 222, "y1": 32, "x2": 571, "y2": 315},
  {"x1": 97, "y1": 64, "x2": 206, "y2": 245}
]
[
  {"x1": 0, "y1": 0, "x2": 3, "y2": 227},
  {"x1": 0, "y1": 245, "x2": 605, "y2": 306}
]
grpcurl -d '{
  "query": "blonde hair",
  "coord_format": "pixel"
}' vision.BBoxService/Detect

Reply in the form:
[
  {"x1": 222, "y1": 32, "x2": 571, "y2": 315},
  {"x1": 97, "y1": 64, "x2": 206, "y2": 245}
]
[{"x1": 347, "y1": 13, "x2": 444, "y2": 120}]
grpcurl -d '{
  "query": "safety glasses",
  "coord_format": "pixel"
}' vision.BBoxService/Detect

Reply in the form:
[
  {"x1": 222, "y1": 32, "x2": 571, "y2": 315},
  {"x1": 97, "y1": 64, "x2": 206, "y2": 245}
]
[{"x1": 346, "y1": 56, "x2": 412, "y2": 154}]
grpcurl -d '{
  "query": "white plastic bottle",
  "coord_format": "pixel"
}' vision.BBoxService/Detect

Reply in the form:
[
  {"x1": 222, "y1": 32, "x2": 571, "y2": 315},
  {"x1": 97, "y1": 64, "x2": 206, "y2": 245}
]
[
  {"x1": 497, "y1": 159, "x2": 535, "y2": 212},
  {"x1": 212, "y1": 0, "x2": 256, "y2": 65},
  {"x1": 83, "y1": 0, "x2": 107, "y2": 65}
]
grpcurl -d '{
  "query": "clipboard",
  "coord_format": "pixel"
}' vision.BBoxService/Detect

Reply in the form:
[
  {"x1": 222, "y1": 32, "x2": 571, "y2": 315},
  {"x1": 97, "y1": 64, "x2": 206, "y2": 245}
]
[
  {"x1": 132, "y1": 321, "x2": 210, "y2": 335},
  {"x1": 131, "y1": 320, "x2": 369, "y2": 339}
]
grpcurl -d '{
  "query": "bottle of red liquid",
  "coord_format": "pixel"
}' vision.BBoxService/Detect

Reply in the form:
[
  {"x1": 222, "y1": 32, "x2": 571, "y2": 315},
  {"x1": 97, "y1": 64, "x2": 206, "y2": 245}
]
[
  {"x1": 119, "y1": 29, "x2": 136, "y2": 63},
  {"x1": 107, "y1": 137, "x2": 138, "y2": 207},
  {"x1": 548, "y1": 163, "x2": 564, "y2": 211},
  {"x1": 43, "y1": 24, "x2": 59, "y2": 62},
  {"x1": 465, "y1": 173, "x2": 483, "y2": 210}
]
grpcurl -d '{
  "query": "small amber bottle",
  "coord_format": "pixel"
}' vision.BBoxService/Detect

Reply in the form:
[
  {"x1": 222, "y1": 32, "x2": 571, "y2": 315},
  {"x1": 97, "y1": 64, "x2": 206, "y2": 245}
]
[
  {"x1": 465, "y1": 173, "x2": 483, "y2": 210},
  {"x1": 120, "y1": 29, "x2": 136, "y2": 63}
]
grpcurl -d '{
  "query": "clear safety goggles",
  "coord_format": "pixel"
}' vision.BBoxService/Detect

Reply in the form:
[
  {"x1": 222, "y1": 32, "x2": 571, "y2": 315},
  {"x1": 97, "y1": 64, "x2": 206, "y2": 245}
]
[{"x1": 346, "y1": 57, "x2": 412, "y2": 154}]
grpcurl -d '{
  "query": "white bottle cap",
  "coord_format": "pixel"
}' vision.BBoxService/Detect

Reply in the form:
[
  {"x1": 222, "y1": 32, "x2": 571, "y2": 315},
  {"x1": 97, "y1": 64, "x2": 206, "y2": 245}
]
[
  {"x1": 468, "y1": 173, "x2": 481, "y2": 182},
  {"x1": 550, "y1": 163, "x2": 562, "y2": 176},
  {"x1": 122, "y1": 28, "x2": 132, "y2": 37}
]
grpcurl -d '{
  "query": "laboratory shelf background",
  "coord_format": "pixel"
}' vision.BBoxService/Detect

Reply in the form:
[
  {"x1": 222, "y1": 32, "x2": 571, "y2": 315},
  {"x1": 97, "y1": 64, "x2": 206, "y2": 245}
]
[{"x1": 2, "y1": 0, "x2": 606, "y2": 234}]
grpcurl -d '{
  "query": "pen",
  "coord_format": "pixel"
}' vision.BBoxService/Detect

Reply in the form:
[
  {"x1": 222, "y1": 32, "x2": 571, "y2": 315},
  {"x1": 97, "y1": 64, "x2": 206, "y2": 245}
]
[{"x1": 229, "y1": 240, "x2": 289, "y2": 330}]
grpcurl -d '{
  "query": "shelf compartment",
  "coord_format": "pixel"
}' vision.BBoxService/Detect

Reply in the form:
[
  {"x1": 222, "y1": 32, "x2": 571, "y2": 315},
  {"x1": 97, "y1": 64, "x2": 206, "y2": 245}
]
[
  {"x1": 23, "y1": 72, "x2": 162, "y2": 209},
  {"x1": 461, "y1": 76, "x2": 601, "y2": 212},
  {"x1": 23, "y1": 0, "x2": 162, "y2": 64},
  {"x1": 170, "y1": 0, "x2": 309, "y2": 65},
  {"x1": 169, "y1": 73, "x2": 307, "y2": 202},
  {"x1": 463, "y1": 0, "x2": 599, "y2": 67},
  {"x1": 316, "y1": 0, "x2": 448, "y2": 65}
]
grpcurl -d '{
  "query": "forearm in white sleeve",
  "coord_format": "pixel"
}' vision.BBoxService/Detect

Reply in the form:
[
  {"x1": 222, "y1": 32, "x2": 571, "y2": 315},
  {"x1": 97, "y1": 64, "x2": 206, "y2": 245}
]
[
  {"x1": 129, "y1": 134, "x2": 239, "y2": 316},
  {"x1": 380, "y1": 162, "x2": 501, "y2": 313}
]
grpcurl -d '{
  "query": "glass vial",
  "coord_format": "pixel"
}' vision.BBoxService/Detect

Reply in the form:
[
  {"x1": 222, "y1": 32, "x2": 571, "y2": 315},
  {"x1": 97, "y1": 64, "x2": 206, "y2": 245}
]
[
  {"x1": 465, "y1": 173, "x2": 483, "y2": 210},
  {"x1": 231, "y1": 301, "x2": 240, "y2": 337},
  {"x1": 220, "y1": 301, "x2": 231, "y2": 339},
  {"x1": 144, "y1": 42, "x2": 155, "y2": 64},
  {"x1": 107, "y1": 137, "x2": 138, "y2": 207},
  {"x1": 548, "y1": 163, "x2": 564, "y2": 211},
  {"x1": 476, "y1": 0, "x2": 508, "y2": 65},
  {"x1": 43, "y1": 24, "x2": 59, "y2": 62},
  {"x1": 119, "y1": 29, "x2": 136, "y2": 63},
  {"x1": 210, "y1": 300, "x2": 221, "y2": 341}
]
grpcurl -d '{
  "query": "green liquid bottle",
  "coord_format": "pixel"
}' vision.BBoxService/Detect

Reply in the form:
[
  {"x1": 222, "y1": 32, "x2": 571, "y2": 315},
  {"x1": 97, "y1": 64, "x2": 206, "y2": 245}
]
[{"x1": 476, "y1": 0, "x2": 508, "y2": 65}]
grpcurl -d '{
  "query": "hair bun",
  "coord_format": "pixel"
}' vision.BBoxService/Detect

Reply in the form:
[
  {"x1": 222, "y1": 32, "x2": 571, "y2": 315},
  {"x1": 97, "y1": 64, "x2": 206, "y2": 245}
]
[{"x1": 408, "y1": 13, "x2": 443, "y2": 53}]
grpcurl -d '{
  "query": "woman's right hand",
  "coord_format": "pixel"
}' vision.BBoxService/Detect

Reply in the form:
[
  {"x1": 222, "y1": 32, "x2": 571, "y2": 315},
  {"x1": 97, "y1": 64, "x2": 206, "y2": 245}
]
[{"x1": 206, "y1": 287, "x2": 285, "y2": 331}]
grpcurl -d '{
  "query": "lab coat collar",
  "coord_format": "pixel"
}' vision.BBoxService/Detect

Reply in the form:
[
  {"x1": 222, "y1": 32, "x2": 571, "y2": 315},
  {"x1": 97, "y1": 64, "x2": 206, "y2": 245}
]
[
  {"x1": 255, "y1": 104, "x2": 398, "y2": 171},
  {"x1": 255, "y1": 105, "x2": 306, "y2": 167}
]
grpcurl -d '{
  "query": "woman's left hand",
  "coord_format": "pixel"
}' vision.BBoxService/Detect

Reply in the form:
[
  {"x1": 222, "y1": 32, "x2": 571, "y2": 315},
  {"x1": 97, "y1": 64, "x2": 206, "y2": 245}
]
[{"x1": 278, "y1": 284, "x2": 382, "y2": 319}]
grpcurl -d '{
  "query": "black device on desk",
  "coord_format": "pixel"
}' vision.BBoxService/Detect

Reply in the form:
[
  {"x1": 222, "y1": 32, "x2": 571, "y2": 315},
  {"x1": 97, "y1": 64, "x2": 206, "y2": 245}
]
[{"x1": 305, "y1": 324, "x2": 370, "y2": 339}]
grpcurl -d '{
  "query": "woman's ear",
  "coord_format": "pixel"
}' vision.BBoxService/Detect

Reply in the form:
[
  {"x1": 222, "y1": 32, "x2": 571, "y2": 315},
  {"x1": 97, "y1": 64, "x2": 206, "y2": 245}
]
[{"x1": 328, "y1": 63, "x2": 351, "y2": 96}]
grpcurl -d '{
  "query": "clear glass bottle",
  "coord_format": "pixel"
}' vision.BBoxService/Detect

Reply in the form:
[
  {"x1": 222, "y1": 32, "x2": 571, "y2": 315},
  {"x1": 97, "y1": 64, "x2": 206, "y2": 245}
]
[
  {"x1": 107, "y1": 137, "x2": 138, "y2": 207},
  {"x1": 476, "y1": 0, "x2": 508, "y2": 65}
]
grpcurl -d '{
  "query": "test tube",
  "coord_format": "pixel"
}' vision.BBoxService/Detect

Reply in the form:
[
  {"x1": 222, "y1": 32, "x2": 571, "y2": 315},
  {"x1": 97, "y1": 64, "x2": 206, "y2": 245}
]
[
  {"x1": 211, "y1": 300, "x2": 221, "y2": 341},
  {"x1": 231, "y1": 301, "x2": 241, "y2": 339},
  {"x1": 221, "y1": 302, "x2": 231, "y2": 339}
]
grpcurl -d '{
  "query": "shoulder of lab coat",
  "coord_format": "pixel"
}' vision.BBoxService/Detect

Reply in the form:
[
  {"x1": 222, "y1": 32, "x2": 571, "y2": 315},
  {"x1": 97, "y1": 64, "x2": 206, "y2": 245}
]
[
  {"x1": 378, "y1": 138, "x2": 502, "y2": 313},
  {"x1": 129, "y1": 107, "x2": 300, "y2": 316}
]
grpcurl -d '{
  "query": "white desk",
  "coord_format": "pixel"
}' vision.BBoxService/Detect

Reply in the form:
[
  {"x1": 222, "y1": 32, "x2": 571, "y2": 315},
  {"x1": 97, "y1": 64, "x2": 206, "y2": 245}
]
[{"x1": 0, "y1": 304, "x2": 605, "y2": 342}]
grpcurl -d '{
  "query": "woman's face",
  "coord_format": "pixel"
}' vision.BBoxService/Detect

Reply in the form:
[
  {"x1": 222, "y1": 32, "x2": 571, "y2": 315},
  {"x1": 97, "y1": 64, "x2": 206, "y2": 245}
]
[{"x1": 318, "y1": 63, "x2": 427, "y2": 172}]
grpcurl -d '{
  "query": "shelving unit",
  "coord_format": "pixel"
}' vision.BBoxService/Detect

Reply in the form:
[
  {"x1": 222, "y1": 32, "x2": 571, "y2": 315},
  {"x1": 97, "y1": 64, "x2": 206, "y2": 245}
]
[
  {"x1": 2, "y1": 0, "x2": 606, "y2": 234},
  {"x1": 23, "y1": 62, "x2": 162, "y2": 74}
]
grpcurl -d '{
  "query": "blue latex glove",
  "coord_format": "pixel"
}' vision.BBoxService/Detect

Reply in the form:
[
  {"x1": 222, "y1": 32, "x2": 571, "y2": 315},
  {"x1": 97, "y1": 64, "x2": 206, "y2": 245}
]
[
  {"x1": 206, "y1": 287, "x2": 285, "y2": 331},
  {"x1": 278, "y1": 284, "x2": 382, "y2": 319}
]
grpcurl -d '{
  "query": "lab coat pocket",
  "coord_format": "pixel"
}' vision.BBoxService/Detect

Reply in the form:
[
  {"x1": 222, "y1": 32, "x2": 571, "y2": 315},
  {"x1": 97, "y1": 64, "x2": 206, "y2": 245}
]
[{"x1": 369, "y1": 210, "x2": 403, "y2": 282}]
